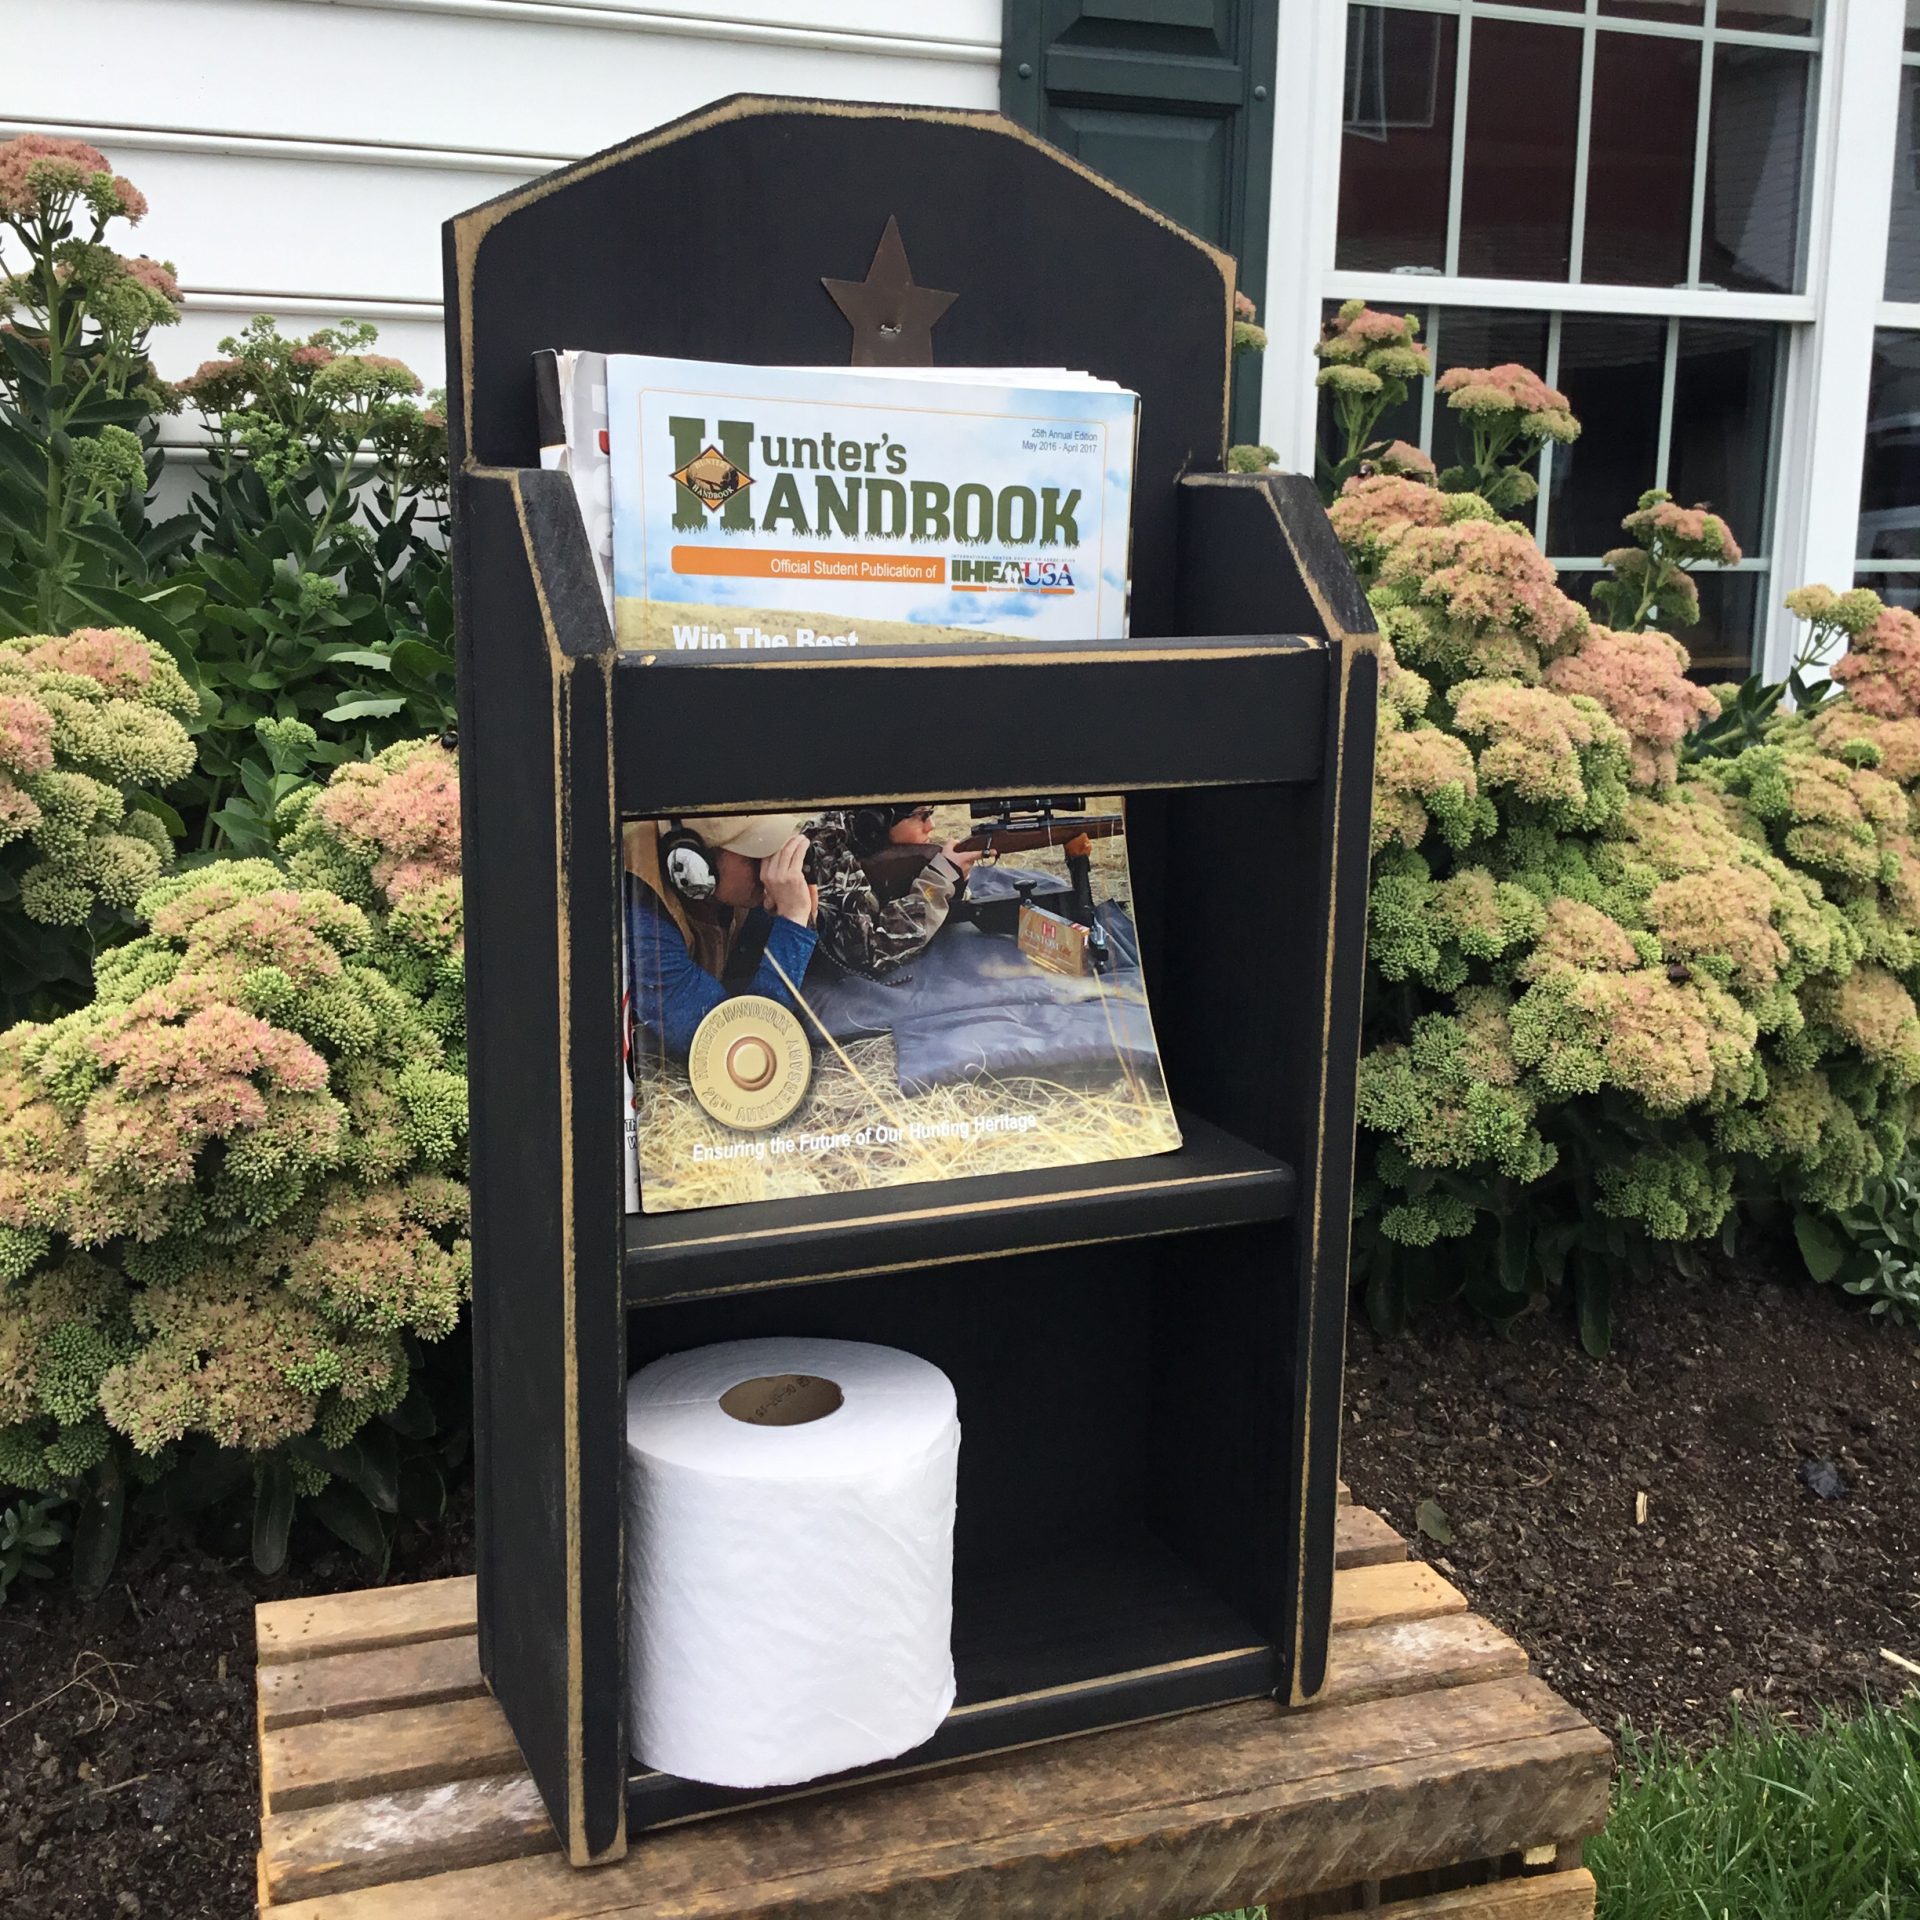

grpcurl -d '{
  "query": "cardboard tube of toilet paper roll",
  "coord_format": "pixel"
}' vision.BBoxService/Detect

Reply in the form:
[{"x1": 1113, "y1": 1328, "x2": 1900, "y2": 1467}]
[{"x1": 624, "y1": 1336, "x2": 959, "y2": 1788}]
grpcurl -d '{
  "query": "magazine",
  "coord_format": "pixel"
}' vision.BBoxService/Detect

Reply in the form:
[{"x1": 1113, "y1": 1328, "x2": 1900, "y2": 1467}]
[
  {"x1": 623, "y1": 796, "x2": 1180, "y2": 1213},
  {"x1": 535, "y1": 347, "x2": 614, "y2": 617},
  {"x1": 592, "y1": 355, "x2": 1137, "y2": 655}
]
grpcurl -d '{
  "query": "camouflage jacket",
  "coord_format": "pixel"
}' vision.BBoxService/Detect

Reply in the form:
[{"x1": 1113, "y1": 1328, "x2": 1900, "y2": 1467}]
[{"x1": 806, "y1": 811, "x2": 962, "y2": 978}]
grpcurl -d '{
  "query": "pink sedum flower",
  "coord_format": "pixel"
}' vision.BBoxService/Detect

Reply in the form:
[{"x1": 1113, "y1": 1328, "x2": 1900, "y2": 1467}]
[
  {"x1": 1831, "y1": 604, "x2": 1920, "y2": 720},
  {"x1": 1542, "y1": 625, "x2": 1718, "y2": 790},
  {"x1": 0, "y1": 692, "x2": 56, "y2": 780},
  {"x1": 1438, "y1": 364, "x2": 1580, "y2": 444},
  {"x1": 22, "y1": 626, "x2": 157, "y2": 699},
  {"x1": 0, "y1": 133, "x2": 110, "y2": 216}
]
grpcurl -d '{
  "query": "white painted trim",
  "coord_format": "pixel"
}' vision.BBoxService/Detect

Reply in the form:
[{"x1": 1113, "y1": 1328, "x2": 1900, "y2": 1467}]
[
  {"x1": 1259, "y1": 0, "x2": 1350, "y2": 469},
  {"x1": 1323, "y1": 270, "x2": 1816, "y2": 323},
  {"x1": 1765, "y1": 0, "x2": 1903, "y2": 676},
  {"x1": 1878, "y1": 302, "x2": 1920, "y2": 331},
  {"x1": 0, "y1": 117, "x2": 562, "y2": 175},
  {"x1": 270, "y1": 0, "x2": 999, "y2": 62},
  {"x1": 180, "y1": 289, "x2": 445, "y2": 320}
]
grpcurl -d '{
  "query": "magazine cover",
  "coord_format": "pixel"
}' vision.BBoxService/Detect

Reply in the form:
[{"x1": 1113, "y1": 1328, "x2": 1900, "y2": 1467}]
[
  {"x1": 603, "y1": 355, "x2": 1136, "y2": 654},
  {"x1": 624, "y1": 797, "x2": 1180, "y2": 1213}
]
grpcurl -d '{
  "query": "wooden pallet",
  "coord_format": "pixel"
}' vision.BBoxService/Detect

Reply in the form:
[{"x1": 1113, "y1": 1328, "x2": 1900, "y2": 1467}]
[{"x1": 253, "y1": 1491, "x2": 1609, "y2": 1918}]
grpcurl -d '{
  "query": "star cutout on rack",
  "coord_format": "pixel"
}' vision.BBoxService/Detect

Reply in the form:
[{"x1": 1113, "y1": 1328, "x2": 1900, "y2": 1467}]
[{"x1": 822, "y1": 216, "x2": 957, "y2": 366}]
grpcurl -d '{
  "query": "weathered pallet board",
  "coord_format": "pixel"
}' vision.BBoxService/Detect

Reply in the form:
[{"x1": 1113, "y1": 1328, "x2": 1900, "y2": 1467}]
[{"x1": 254, "y1": 1504, "x2": 1607, "y2": 1918}]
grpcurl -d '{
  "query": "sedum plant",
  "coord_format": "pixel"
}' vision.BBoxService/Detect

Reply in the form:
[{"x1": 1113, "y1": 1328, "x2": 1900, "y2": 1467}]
[
  {"x1": 0, "y1": 134, "x2": 197, "y2": 640},
  {"x1": 1590, "y1": 489, "x2": 1743, "y2": 636},
  {"x1": 1315, "y1": 301, "x2": 1432, "y2": 496},
  {"x1": 173, "y1": 319, "x2": 455, "y2": 855},
  {"x1": 0, "y1": 739, "x2": 467, "y2": 1576},
  {"x1": 1323, "y1": 338, "x2": 1920, "y2": 1346}
]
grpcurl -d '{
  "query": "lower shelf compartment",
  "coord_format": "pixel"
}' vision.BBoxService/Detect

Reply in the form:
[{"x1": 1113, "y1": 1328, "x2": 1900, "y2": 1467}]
[{"x1": 627, "y1": 1526, "x2": 1276, "y2": 1832}]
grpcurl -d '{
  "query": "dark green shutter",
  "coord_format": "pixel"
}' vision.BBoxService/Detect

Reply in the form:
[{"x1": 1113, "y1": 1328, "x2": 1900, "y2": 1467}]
[{"x1": 1001, "y1": 0, "x2": 1279, "y2": 444}]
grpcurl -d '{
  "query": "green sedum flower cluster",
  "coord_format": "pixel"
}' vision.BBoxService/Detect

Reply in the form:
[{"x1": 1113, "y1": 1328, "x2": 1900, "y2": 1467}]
[
  {"x1": 0, "y1": 626, "x2": 195, "y2": 931},
  {"x1": 0, "y1": 741, "x2": 467, "y2": 1490}
]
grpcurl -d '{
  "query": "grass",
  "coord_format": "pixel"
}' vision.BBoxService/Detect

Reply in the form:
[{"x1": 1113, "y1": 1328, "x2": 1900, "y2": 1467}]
[
  {"x1": 1591, "y1": 1697, "x2": 1920, "y2": 1919},
  {"x1": 1190, "y1": 1700, "x2": 1920, "y2": 1920}
]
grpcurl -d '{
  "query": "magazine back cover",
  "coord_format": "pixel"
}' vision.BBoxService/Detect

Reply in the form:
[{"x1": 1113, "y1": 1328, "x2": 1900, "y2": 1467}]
[
  {"x1": 605, "y1": 356, "x2": 1136, "y2": 655},
  {"x1": 624, "y1": 797, "x2": 1179, "y2": 1212}
]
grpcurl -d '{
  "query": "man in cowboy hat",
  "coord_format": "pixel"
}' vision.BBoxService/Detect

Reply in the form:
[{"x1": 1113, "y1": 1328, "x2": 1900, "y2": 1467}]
[{"x1": 625, "y1": 813, "x2": 817, "y2": 1057}]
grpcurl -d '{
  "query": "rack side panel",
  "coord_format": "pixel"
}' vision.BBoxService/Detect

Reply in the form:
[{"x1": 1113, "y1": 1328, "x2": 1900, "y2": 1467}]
[
  {"x1": 454, "y1": 469, "x2": 628, "y2": 1863},
  {"x1": 1172, "y1": 474, "x2": 1379, "y2": 1701}
]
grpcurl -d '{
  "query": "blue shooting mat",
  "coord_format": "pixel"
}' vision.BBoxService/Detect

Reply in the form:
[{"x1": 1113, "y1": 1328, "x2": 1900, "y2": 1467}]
[{"x1": 797, "y1": 867, "x2": 1162, "y2": 1094}]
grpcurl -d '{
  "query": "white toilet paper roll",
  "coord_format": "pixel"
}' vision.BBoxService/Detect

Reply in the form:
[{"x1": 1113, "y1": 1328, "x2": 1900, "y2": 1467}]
[{"x1": 624, "y1": 1336, "x2": 959, "y2": 1789}]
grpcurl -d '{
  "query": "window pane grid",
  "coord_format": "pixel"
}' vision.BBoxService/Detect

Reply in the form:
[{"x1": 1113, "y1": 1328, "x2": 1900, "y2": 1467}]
[
  {"x1": 1340, "y1": 0, "x2": 1818, "y2": 294},
  {"x1": 1360, "y1": 0, "x2": 1819, "y2": 44},
  {"x1": 1318, "y1": 299, "x2": 1784, "y2": 675},
  {"x1": 1856, "y1": 329, "x2": 1920, "y2": 575}
]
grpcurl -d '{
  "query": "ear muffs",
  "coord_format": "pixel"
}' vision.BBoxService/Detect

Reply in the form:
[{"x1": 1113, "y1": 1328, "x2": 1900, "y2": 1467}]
[
  {"x1": 658, "y1": 821, "x2": 719, "y2": 904},
  {"x1": 846, "y1": 807, "x2": 896, "y2": 858}
]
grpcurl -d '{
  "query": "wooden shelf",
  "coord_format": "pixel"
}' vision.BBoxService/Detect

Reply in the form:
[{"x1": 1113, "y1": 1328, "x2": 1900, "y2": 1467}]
[
  {"x1": 612, "y1": 634, "x2": 1327, "y2": 816},
  {"x1": 625, "y1": 1109, "x2": 1295, "y2": 1305},
  {"x1": 626, "y1": 1525, "x2": 1275, "y2": 1830}
]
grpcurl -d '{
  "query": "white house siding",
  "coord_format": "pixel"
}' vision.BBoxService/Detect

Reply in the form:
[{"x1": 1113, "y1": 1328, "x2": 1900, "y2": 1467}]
[{"x1": 4, "y1": 0, "x2": 1002, "y2": 413}]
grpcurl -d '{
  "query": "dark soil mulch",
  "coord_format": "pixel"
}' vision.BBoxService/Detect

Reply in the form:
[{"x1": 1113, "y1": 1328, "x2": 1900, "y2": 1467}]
[
  {"x1": 0, "y1": 1496, "x2": 474, "y2": 1920},
  {"x1": 1342, "y1": 1237, "x2": 1920, "y2": 1748},
  {"x1": 5, "y1": 1238, "x2": 1917, "y2": 1917}
]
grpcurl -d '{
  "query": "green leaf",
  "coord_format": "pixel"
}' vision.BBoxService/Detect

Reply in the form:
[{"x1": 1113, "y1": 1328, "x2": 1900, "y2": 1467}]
[
  {"x1": 1414, "y1": 1497, "x2": 1454, "y2": 1546},
  {"x1": 253, "y1": 1460, "x2": 296, "y2": 1576},
  {"x1": 317, "y1": 647, "x2": 397, "y2": 671},
  {"x1": 71, "y1": 1462, "x2": 124, "y2": 1601},
  {"x1": 65, "y1": 514, "x2": 149, "y2": 577},
  {"x1": 1496, "y1": 1213, "x2": 1532, "y2": 1294},
  {"x1": 389, "y1": 638, "x2": 455, "y2": 681},
  {"x1": 323, "y1": 696, "x2": 406, "y2": 722},
  {"x1": 127, "y1": 790, "x2": 188, "y2": 839},
  {"x1": 196, "y1": 550, "x2": 265, "y2": 603},
  {"x1": 1533, "y1": 1220, "x2": 1579, "y2": 1296},
  {"x1": 309, "y1": 1482, "x2": 390, "y2": 1567},
  {"x1": 1363, "y1": 1242, "x2": 1405, "y2": 1336},
  {"x1": 381, "y1": 1383, "x2": 438, "y2": 1440},
  {"x1": 1575, "y1": 1258, "x2": 1612, "y2": 1359},
  {"x1": 1794, "y1": 1210, "x2": 1846, "y2": 1285},
  {"x1": 351, "y1": 1425, "x2": 401, "y2": 1514}
]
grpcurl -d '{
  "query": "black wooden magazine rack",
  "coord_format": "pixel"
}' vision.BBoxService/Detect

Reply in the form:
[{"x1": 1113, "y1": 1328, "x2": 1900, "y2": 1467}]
[{"x1": 444, "y1": 96, "x2": 1378, "y2": 1868}]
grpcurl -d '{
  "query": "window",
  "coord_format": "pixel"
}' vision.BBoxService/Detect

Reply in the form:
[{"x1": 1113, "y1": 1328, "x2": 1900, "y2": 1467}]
[
  {"x1": 1337, "y1": 1, "x2": 1817, "y2": 291},
  {"x1": 1856, "y1": 330, "x2": 1920, "y2": 610},
  {"x1": 1858, "y1": 10, "x2": 1920, "y2": 610},
  {"x1": 1328, "y1": 1, "x2": 1821, "y2": 676},
  {"x1": 1320, "y1": 299, "x2": 1784, "y2": 673}
]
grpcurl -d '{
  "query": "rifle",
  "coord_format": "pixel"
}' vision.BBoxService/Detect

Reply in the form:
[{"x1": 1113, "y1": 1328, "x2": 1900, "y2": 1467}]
[{"x1": 859, "y1": 801, "x2": 1124, "y2": 903}]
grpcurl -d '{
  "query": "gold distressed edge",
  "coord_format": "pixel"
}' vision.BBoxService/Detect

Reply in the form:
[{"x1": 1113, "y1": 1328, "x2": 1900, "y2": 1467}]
[
  {"x1": 628, "y1": 773, "x2": 1302, "y2": 816},
  {"x1": 509, "y1": 475, "x2": 629, "y2": 1866},
  {"x1": 1289, "y1": 678, "x2": 1374, "y2": 1704},
  {"x1": 449, "y1": 95, "x2": 1236, "y2": 467},
  {"x1": 615, "y1": 641, "x2": 1322, "y2": 670},
  {"x1": 632, "y1": 1162, "x2": 1282, "y2": 1256},
  {"x1": 1193, "y1": 469, "x2": 1377, "y2": 1708},
  {"x1": 632, "y1": 1208, "x2": 1281, "y2": 1308},
  {"x1": 621, "y1": 1657, "x2": 1277, "y2": 1839}
]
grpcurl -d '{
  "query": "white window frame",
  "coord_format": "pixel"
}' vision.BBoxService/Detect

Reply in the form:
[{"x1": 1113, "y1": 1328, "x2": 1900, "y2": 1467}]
[{"x1": 1261, "y1": 0, "x2": 1906, "y2": 678}]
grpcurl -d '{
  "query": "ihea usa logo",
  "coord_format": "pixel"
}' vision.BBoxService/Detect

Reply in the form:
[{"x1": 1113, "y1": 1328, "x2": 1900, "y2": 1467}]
[{"x1": 951, "y1": 556, "x2": 1077, "y2": 590}]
